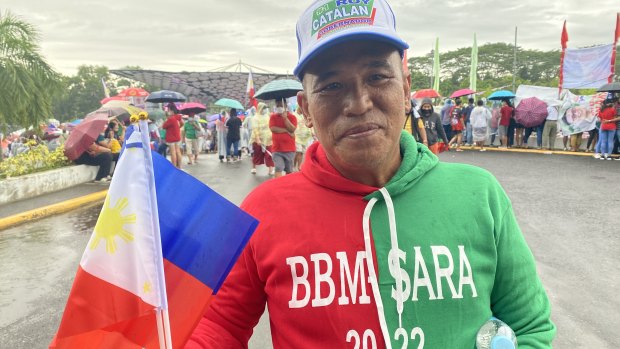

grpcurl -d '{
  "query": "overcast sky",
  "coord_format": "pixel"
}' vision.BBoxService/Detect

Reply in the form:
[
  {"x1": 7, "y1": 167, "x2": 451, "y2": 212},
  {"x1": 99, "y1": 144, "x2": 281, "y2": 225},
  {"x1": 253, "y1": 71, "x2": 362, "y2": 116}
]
[{"x1": 4, "y1": 0, "x2": 619, "y2": 76}]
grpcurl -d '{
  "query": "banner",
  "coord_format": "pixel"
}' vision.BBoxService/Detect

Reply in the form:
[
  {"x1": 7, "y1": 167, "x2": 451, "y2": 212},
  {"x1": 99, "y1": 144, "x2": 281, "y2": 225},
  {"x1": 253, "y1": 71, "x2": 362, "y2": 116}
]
[
  {"x1": 557, "y1": 90, "x2": 606, "y2": 135},
  {"x1": 515, "y1": 85, "x2": 562, "y2": 107},
  {"x1": 432, "y1": 38, "x2": 440, "y2": 92},
  {"x1": 469, "y1": 33, "x2": 478, "y2": 92},
  {"x1": 561, "y1": 44, "x2": 615, "y2": 89}
]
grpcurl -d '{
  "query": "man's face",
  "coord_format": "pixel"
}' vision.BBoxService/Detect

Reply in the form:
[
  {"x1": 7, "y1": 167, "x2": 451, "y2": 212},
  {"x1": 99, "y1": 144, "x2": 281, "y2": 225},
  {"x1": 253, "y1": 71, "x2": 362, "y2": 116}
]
[{"x1": 297, "y1": 40, "x2": 410, "y2": 173}]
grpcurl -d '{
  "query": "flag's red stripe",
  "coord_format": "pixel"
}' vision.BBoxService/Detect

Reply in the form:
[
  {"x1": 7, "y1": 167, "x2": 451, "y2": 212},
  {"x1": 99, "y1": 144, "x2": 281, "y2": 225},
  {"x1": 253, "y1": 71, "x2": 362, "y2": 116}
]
[{"x1": 51, "y1": 261, "x2": 213, "y2": 348}]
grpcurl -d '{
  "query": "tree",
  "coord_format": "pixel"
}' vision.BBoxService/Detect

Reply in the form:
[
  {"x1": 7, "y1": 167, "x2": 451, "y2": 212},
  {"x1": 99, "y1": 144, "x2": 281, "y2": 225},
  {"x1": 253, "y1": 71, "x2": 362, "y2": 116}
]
[
  {"x1": 0, "y1": 11, "x2": 61, "y2": 132},
  {"x1": 407, "y1": 42, "x2": 563, "y2": 98},
  {"x1": 52, "y1": 65, "x2": 117, "y2": 121}
]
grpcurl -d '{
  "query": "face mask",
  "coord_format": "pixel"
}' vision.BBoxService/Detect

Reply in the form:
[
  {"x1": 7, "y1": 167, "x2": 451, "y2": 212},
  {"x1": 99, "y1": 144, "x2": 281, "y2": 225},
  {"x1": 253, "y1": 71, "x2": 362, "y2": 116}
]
[
  {"x1": 275, "y1": 107, "x2": 285, "y2": 114},
  {"x1": 421, "y1": 109, "x2": 432, "y2": 116}
]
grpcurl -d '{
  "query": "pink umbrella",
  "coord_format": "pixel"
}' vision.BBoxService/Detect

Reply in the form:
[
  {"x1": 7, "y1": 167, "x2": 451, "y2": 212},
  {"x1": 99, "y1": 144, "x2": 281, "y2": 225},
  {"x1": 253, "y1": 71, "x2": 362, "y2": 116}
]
[
  {"x1": 450, "y1": 89, "x2": 476, "y2": 98},
  {"x1": 179, "y1": 102, "x2": 207, "y2": 115},
  {"x1": 515, "y1": 97, "x2": 548, "y2": 128},
  {"x1": 412, "y1": 89, "x2": 441, "y2": 99},
  {"x1": 100, "y1": 96, "x2": 125, "y2": 104}
]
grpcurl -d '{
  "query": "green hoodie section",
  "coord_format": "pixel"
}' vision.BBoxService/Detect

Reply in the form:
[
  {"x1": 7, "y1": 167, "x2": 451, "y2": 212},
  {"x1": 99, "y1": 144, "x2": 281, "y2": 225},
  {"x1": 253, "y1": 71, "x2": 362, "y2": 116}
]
[{"x1": 365, "y1": 131, "x2": 555, "y2": 348}]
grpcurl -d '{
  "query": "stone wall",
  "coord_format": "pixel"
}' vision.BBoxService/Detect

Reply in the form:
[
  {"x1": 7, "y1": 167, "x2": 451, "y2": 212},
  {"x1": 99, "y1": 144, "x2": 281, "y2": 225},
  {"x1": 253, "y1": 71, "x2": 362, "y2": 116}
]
[{"x1": 0, "y1": 165, "x2": 98, "y2": 205}]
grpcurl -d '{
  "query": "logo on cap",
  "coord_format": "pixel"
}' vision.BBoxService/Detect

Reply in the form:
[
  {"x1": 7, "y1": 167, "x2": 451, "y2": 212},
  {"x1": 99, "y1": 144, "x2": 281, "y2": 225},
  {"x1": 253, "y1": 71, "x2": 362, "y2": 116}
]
[{"x1": 311, "y1": 0, "x2": 376, "y2": 39}]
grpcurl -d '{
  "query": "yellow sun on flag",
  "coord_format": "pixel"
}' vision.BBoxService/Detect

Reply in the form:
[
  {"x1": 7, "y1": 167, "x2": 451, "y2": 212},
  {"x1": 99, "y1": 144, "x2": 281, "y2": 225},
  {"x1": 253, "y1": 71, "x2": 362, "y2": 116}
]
[
  {"x1": 143, "y1": 281, "x2": 152, "y2": 294},
  {"x1": 90, "y1": 196, "x2": 136, "y2": 254}
]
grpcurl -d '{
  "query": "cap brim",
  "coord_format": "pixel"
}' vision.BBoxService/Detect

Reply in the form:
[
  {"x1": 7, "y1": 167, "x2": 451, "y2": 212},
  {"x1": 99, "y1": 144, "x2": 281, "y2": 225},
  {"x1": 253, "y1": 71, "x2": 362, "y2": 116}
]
[{"x1": 293, "y1": 31, "x2": 409, "y2": 79}]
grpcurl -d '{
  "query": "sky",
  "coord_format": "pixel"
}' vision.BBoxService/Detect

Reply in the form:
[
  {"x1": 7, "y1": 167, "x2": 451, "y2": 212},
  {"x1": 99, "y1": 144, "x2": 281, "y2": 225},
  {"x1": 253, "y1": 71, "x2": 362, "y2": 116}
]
[{"x1": 3, "y1": 0, "x2": 619, "y2": 76}]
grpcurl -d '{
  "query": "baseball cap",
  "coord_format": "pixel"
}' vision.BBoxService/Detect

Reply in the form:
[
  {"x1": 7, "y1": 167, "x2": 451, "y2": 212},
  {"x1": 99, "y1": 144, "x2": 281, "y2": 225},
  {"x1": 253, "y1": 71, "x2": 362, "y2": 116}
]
[{"x1": 293, "y1": 0, "x2": 409, "y2": 79}]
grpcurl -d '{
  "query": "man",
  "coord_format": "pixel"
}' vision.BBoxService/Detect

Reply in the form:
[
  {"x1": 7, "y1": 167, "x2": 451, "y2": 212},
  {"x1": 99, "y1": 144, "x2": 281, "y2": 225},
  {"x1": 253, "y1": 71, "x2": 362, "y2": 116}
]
[
  {"x1": 440, "y1": 98, "x2": 453, "y2": 141},
  {"x1": 419, "y1": 98, "x2": 448, "y2": 154},
  {"x1": 542, "y1": 104, "x2": 558, "y2": 150},
  {"x1": 463, "y1": 97, "x2": 475, "y2": 146},
  {"x1": 269, "y1": 99, "x2": 297, "y2": 177},
  {"x1": 404, "y1": 99, "x2": 428, "y2": 146},
  {"x1": 186, "y1": 0, "x2": 555, "y2": 347},
  {"x1": 183, "y1": 114, "x2": 202, "y2": 165}
]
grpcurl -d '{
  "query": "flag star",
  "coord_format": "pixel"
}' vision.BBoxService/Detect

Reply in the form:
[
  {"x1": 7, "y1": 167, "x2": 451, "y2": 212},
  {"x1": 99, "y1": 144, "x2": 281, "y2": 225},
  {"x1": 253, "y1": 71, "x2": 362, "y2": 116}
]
[{"x1": 143, "y1": 281, "x2": 152, "y2": 294}]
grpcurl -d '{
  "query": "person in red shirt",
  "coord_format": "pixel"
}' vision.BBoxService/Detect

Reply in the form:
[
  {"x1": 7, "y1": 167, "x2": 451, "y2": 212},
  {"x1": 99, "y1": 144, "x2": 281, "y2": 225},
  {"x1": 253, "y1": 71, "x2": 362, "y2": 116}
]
[
  {"x1": 598, "y1": 99, "x2": 618, "y2": 160},
  {"x1": 269, "y1": 99, "x2": 297, "y2": 177},
  {"x1": 162, "y1": 103, "x2": 184, "y2": 169},
  {"x1": 499, "y1": 100, "x2": 514, "y2": 148}
]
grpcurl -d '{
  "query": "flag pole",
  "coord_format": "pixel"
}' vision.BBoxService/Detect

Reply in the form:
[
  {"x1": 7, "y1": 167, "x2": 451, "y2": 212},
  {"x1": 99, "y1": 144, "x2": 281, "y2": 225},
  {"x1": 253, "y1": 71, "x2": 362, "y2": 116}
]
[
  {"x1": 156, "y1": 310, "x2": 167, "y2": 349},
  {"x1": 163, "y1": 309, "x2": 173, "y2": 349}
]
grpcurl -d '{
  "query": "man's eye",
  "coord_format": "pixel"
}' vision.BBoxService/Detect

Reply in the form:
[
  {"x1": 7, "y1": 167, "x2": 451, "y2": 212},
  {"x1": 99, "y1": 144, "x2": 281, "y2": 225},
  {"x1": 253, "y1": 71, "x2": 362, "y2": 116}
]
[
  {"x1": 320, "y1": 82, "x2": 341, "y2": 92},
  {"x1": 369, "y1": 74, "x2": 388, "y2": 82}
]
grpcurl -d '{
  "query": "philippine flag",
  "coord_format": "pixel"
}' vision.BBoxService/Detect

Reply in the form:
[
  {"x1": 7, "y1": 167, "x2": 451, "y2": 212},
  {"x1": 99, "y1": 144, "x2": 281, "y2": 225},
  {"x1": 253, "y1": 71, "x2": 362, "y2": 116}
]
[
  {"x1": 50, "y1": 121, "x2": 258, "y2": 348},
  {"x1": 247, "y1": 71, "x2": 258, "y2": 109}
]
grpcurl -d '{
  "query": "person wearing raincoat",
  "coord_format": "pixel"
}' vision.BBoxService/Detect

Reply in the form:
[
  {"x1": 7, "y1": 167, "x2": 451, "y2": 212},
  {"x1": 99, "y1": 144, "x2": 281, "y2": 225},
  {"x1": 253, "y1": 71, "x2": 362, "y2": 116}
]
[{"x1": 249, "y1": 102, "x2": 274, "y2": 175}]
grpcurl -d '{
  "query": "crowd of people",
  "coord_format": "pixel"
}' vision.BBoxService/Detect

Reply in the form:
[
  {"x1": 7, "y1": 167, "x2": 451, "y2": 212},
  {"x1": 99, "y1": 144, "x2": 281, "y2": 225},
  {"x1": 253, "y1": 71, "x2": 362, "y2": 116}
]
[{"x1": 405, "y1": 95, "x2": 620, "y2": 158}]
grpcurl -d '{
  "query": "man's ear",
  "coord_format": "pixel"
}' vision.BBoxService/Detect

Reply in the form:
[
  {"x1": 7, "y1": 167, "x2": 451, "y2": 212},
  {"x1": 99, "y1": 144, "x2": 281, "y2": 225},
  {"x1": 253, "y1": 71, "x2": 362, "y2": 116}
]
[
  {"x1": 297, "y1": 91, "x2": 313, "y2": 128},
  {"x1": 403, "y1": 70, "x2": 412, "y2": 113}
]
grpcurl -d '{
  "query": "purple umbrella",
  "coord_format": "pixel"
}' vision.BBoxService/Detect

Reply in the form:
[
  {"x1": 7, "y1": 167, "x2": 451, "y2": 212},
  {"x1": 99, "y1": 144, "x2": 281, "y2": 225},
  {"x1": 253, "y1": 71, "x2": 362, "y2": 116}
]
[
  {"x1": 515, "y1": 97, "x2": 548, "y2": 128},
  {"x1": 207, "y1": 113, "x2": 221, "y2": 122}
]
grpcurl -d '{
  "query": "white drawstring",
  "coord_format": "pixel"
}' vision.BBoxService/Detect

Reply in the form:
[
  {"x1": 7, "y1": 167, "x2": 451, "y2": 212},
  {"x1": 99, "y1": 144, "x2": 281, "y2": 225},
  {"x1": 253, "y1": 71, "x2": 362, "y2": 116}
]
[
  {"x1": 378, "y1": 187, "x2": 403, "y2": 329},
  {"x1": 362, "y1": 197, "x2": 392, "y2": 349}
]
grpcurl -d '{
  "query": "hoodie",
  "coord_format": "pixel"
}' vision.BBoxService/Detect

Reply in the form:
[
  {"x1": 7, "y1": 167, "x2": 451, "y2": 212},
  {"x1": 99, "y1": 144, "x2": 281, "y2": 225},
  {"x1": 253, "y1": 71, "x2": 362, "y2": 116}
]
[
  {"x1": 419, "y1": 99, "x2": 449, "y2": 146},
  {"x1": 186, "y1": 131, "x2": 555, "y2": 349}
]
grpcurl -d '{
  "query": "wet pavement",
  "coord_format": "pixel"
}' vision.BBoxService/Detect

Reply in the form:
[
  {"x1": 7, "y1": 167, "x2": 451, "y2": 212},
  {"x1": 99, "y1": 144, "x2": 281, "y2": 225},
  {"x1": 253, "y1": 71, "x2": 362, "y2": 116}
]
[{"x1": 1, "y1": 150, "x2": 618, "y2": 348}]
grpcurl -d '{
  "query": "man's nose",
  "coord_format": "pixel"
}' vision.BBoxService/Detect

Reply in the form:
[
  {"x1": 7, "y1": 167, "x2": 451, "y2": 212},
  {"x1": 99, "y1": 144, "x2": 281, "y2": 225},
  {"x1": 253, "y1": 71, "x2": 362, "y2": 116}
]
[{"x1": 343, "y1": 82, "x2": 373, "y2": 117}]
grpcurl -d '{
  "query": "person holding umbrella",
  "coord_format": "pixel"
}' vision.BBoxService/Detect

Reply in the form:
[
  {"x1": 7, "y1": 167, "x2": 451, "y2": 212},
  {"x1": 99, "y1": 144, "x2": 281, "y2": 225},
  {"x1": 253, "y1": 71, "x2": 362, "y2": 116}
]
[
  {"x1": 269, "y1": 99, "x2": 297, "y2": 177},
  {"x1": 225, "y1": 108, "x2": 243, "y2": 162},
  {"x1": 161, "y1": 103, "x2": 184, "y2": 169}
]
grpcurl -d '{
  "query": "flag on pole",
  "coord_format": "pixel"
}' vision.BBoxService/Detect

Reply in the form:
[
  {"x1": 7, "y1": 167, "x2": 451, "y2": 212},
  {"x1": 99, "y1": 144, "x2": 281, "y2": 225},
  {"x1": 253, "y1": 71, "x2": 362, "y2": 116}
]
[
  {"x1": 559, "y1": 21, "x2": 569, "y2": 95},
  {"x1": 469, "y1": 33, "x2": 478, "y2": 92},
  {"x1": 611, "y1": 13, "x2": 619, "y2": 80},
  {"x1": 246, "y1": 71, "x2": 258, "y2": 109},
  {"x1": 432, "y1": 38, "x2": 440, "y2": 92},
  {"x1": 102, "y1": 78, "x2": 111, "y2": 98},
  {"x1": 51, "y1": 122, "x2": 258, "y2": 348}
]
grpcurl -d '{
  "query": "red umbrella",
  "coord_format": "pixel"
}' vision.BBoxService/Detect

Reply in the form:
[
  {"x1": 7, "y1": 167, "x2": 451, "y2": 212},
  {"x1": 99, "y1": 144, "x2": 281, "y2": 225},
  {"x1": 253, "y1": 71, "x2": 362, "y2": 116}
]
[
  {"x1": 412, "y1": 89, "x2": 440, "y2": 99},
  {"x1": 63, "y1": 113, "x2": 109, "y2": 160},
  {"x1": 179, "y1": 102, "x2": 207, "y2": 115},
  {"x1": 450, "y1": 88, "x2": 476, "y2": 98},
  {"x1": 515, "y1": 97, "x2": 548, "y2": 128},
  {"x1": 100, "y1": 96, "x2": 125, "y2": 104},
  {"x1": 117, "y1": 87, "x2": 149, "y2": 97}
]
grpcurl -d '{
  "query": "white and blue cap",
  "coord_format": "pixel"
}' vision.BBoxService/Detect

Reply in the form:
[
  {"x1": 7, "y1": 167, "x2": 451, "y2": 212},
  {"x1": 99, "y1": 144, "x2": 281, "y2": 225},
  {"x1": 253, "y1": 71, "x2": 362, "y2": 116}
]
[{"x1": 293, "y1": 0, "x2": 409, "y2": 79}]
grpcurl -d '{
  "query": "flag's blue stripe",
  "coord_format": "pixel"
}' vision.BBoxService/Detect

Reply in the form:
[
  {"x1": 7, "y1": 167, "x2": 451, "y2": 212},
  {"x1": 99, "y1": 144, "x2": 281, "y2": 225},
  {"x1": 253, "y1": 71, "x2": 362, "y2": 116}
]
[
  {"x1": 125, "y1": 143, "x2": 142, "y2": 149},
  {"x1": 152, "y1": 152, "x2": 258, "y2": 293}
]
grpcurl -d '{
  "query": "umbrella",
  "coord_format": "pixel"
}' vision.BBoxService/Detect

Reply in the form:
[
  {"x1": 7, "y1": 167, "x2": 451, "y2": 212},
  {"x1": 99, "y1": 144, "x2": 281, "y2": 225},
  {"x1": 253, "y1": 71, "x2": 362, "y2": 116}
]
[
  {"x1": 450, "y1": 88, "x2": 476, "y2": 98},
  {"x1": 145, "y1": 90, "x2": 187, "y2": 103},
  {"x1": 214, "y1": 98, "x2": 244, "y2": 110},
  {"x1": 412, "y1": 89, "x2": 440, "y2": 99},
  {"x1": 63, "y1": 113, "x2": 109, "y2": 160},
  {"x1": 100, "y1": 96, "x2": 125, "y2": 104},
  {"x1": 514, "y1": 97, "x2": 548, "y2": 128},
  {"x1": 597, "y1": 82, "x2": 620, "y2": 93},
  {"x1": 179, "y1": 102, "x2": 207, "y2": 115},
  {"x1": 117, "y1": 87, "x2": 149, "y2": 97},
  {"x1": 488, "y1": 90, "x2": 516, "y2": 101},
  {"x1": 96, "y1": 100, "x2": 144, "y2": 120},
  {"x1": 254, "y1": 79, "x2": 303, "y2": 101}
]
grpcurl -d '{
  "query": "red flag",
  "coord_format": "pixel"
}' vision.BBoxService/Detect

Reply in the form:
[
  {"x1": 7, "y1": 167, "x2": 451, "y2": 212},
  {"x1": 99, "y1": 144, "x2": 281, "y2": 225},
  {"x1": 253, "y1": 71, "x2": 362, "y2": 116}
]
[
  {"x1": 559, "y1": 21, "x2": 569, "y2": 95},
  {"x1": 246, "y1": 71, "x2": 257, "y2": 109},
  {"x1": 615, "y1": 13, "x2": 620, "y2": 44},
  {"x1": 561, "y1": 20, "x2": 569, "y2": 50}
]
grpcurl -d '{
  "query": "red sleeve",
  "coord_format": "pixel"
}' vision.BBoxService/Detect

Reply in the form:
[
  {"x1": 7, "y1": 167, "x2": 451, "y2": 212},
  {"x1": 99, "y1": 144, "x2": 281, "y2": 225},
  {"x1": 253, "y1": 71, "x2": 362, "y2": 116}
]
[
  {"x1": 268, "y1": 114, "x2": 275, "y2": 128},
  {"x1": 288, "y1": 113, "x2": 298, "y2": 127},
  {"x1": 162, "y1": 118, "x2": 171, "y2": 130},
  {"x1": 184, "y1": 242, "x2": 266, "y2": 349}
]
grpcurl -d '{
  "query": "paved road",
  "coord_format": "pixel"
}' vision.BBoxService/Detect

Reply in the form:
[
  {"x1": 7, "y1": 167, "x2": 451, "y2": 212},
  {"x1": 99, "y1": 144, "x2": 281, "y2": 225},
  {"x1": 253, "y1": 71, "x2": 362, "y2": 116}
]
[{"x1": 1, "y1": 150, "x2": 618, "y2": 348}]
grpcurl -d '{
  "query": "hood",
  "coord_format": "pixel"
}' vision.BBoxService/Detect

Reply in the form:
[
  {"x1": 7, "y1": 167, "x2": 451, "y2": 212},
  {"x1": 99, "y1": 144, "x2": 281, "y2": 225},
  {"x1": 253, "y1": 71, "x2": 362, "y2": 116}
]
[
  {"x1": 300, "y1": 130, "x2": 438, "y2": 199},
  {"x1": 420, "y1": 98, "x2": 434, "y2": 115}
]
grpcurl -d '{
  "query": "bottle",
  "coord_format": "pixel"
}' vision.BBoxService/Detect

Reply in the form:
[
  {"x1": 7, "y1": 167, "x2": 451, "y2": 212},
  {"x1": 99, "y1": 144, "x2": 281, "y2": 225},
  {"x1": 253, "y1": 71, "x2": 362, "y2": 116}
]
[{"x1": 475, "y1": 317, "x2": 518, "y2": 349}]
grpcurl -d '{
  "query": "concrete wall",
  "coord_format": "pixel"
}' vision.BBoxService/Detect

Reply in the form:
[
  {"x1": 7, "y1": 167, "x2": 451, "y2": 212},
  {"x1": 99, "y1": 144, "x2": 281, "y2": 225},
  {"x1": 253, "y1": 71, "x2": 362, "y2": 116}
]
[{"x1": 0, "y1": 165, "x2": 98, "y2": 205}]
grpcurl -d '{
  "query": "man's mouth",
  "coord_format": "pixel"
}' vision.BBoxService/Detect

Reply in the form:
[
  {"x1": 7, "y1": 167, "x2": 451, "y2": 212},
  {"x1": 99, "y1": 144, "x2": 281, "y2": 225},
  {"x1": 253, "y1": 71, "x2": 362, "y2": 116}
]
[{"x1": 341, "y1": 124, "x2": 381, "y2": 139}]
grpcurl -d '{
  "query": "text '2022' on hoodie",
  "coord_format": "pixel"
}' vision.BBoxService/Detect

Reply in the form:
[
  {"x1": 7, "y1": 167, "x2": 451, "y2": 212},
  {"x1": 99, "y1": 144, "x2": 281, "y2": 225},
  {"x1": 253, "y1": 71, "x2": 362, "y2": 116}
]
[{"x1": 186, "y1": 131, "x2": 555, "y2": 349}]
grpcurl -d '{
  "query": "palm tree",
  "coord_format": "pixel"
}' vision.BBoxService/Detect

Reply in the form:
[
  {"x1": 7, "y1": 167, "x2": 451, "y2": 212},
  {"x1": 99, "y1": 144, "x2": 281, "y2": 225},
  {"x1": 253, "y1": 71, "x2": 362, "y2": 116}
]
[{"x1": 0, "y1": 11, "x2": 61, "y2": 133}]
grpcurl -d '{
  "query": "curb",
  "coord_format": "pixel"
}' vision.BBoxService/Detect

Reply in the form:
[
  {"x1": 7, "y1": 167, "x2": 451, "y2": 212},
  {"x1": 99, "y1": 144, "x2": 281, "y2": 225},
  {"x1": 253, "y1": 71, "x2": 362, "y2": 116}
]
[
  {"x1": 456, "y1": 146, "x2": 619, "y2": 158},
  {"x1": 0, "y1": 190, "x2": 108, "y2": 231}
]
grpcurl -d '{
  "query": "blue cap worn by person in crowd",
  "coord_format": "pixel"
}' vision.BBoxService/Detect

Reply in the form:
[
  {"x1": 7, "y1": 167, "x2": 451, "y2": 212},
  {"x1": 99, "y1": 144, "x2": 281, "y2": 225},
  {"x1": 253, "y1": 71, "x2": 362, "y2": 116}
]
[{"x1": 293, "y1": 0, "x2": 409, "y2": 79}]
